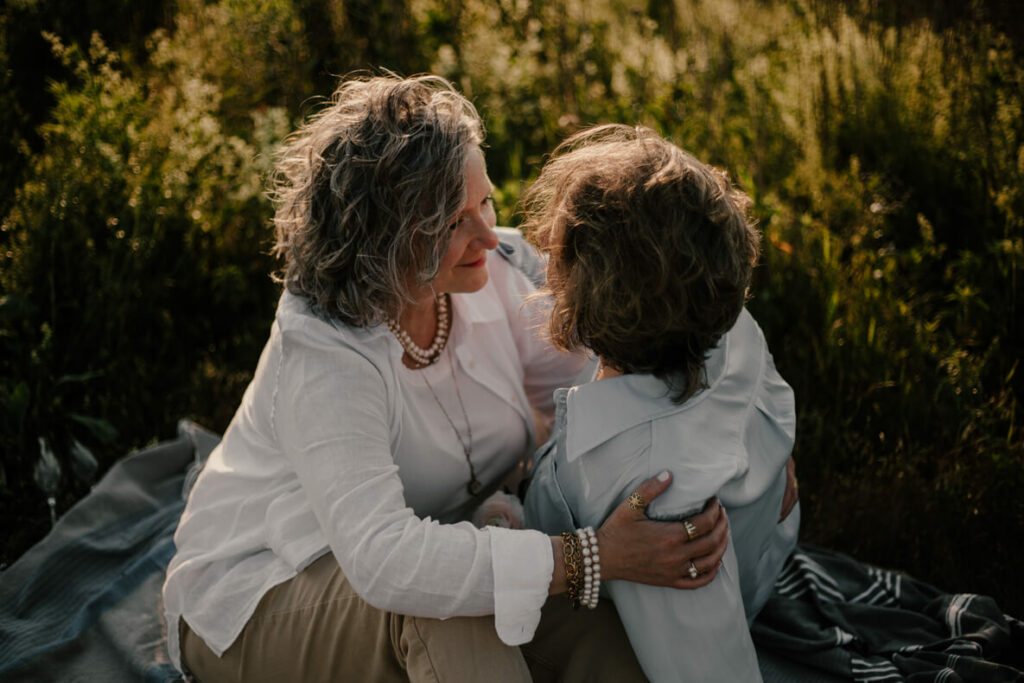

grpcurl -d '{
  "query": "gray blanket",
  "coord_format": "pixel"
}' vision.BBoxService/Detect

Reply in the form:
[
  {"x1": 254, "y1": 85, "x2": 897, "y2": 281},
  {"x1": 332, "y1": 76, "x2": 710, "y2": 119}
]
[{"x1": 0, "y1": 421, "x2": 217, "y2": 683}]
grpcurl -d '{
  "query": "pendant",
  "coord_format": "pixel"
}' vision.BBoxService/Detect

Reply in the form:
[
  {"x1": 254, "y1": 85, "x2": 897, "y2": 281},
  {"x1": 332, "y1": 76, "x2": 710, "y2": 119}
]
[{"x1": 468, "y1": 479, "x2": 483, "y2": 496}]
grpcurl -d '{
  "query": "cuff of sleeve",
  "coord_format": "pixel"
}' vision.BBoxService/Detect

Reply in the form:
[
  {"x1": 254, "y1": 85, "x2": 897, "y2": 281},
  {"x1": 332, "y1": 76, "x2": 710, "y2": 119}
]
[{"x1": 489, "y1": 526, "x2": 553, "y2": 646}]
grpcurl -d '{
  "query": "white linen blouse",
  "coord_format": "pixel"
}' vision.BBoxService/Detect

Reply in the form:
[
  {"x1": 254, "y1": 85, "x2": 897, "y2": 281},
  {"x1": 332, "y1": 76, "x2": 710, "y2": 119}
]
[
  {"x1": 524, "y1": 308, "x2": 800, "y2": 682},
  {"x1": 162, "y1": 233, "x2": 587, "y2": 671}
]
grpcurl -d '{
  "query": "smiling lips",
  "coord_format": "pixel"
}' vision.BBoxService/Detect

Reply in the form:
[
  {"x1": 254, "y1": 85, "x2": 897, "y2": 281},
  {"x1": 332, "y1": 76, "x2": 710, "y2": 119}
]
[{"x1": 459, "y1": 257, "x2": 487, "y2": 268}]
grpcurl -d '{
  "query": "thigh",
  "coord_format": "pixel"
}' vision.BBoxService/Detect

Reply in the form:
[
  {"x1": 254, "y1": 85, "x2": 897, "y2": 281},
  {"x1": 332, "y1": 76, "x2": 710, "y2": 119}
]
[
  {"x1": 181, "y1": 552, "x2": 532, "y2": 683},
  {"x1": 523, "y1": 596, "x2": 648, "y2": 683},
  {"x1": 181, "y1": 552, "x2": 407, "y2": 683}
]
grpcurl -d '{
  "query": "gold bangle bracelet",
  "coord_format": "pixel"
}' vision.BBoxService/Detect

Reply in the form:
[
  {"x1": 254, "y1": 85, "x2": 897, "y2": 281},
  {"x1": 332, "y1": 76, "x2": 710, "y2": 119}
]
[{"x1": 561, "y1": 531, "x2": 583, "y2": 610}]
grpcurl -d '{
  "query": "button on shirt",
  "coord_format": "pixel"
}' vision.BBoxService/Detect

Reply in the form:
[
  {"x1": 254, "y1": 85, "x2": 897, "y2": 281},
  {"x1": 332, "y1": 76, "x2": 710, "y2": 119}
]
[
  {"x1": 162, "y1": 241, "x2": 588, "y2": 672},
  {"x1": 524, "y1": 308, "x2": 800, "y2": 683}
]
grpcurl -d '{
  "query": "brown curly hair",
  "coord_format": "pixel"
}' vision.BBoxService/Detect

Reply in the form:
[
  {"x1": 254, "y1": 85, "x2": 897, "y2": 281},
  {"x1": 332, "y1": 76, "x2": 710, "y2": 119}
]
[
  {"x1": 270, "y1": 73, "x2": 484, "y2": 326},
  {"x1": 522, "y1": 124, "x2": 761, "y2": 403}
]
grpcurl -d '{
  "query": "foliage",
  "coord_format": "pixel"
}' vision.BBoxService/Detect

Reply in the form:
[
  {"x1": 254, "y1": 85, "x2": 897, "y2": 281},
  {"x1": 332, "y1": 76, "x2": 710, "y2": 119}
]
[
  {"x1": 0, "y1": 31, "x2": 288, "y2": 555},
  {"x1": 1, "y1": 0, "x2": 1021, "y2": 614}
]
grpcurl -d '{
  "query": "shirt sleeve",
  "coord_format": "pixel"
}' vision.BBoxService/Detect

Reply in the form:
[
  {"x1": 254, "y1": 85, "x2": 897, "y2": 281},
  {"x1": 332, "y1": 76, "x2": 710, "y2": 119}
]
[
  {"x1": 273, "y1": 322, "x2": 553, "y2": 643},
  {"x1": 608, "y1": 539, "x2": 763, "y2": 682},
  {"x1": 489, "y1": 526, "x2": 555, "y2": 644}
]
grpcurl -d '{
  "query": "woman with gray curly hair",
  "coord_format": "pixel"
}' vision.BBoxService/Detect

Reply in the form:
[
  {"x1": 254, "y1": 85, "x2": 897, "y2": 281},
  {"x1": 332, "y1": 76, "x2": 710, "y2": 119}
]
[
  {"x1": 162, "y1": 75, "x2": 730, "y2": 682},
  {"x1": 523, "y1": 124, "x2": 800, "y2": 682}
]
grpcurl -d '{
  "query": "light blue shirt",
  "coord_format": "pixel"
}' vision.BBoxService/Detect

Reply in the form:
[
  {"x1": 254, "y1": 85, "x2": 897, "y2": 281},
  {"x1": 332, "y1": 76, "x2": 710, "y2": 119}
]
[{"x1": 525, "y1": 308, "x2": 800, "y2": 683}]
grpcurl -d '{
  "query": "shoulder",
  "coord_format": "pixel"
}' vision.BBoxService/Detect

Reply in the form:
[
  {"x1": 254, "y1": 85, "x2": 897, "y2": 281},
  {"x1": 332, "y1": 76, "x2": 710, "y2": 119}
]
[
  {"x1": 272, "y1": 289, "x2": 394, "y2": 388},
  {"x1": 727, "y1": 308, "x2": 767, "y2": 359},
  {"x1": 717, "y1": 308, "x2": 793, "y2": 435},
  {"x1": 493, "y1": 227, "x2": 547, "y2": 289},
  {"x1": 275, "y1": 289, "x2": 389, "y2": 350}
]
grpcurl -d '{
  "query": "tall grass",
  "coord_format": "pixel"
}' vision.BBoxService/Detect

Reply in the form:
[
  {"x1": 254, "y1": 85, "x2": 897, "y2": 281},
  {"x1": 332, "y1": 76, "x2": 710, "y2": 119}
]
[{"x1": 1, "y1": 0, "x2": 1021, "y2": 611}]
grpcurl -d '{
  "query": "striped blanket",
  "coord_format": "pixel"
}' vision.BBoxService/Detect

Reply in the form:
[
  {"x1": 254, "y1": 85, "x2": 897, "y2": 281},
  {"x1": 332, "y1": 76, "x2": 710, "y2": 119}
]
[{"x1": 753, "y1": 545, "x2": 1024, "y2": 682}]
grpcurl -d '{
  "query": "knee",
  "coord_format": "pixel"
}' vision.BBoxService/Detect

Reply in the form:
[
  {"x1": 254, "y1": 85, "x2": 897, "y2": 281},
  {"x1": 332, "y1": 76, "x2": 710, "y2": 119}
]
[
  {"x1": 404, "y1": 613, "x2": 507, "y2": 651},
  {"x1": 400, "y1": 614, "x2": 531, "y2": 682}
]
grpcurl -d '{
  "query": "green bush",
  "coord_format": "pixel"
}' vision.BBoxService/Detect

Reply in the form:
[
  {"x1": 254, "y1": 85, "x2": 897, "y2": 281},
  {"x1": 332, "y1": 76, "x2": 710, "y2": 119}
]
[{"x1": 0, "y1": 32, "x2": 287, "y2": 551}]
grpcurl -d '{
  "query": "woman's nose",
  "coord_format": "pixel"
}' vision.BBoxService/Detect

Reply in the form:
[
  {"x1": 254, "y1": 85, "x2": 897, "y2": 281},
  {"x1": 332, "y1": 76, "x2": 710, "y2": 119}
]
[
  {"x1": 472, "y1": 215, "x2": 499, "y2": 250},
  {"x1": 478, "y1": 225, "x2": 499, "y2": 250}
]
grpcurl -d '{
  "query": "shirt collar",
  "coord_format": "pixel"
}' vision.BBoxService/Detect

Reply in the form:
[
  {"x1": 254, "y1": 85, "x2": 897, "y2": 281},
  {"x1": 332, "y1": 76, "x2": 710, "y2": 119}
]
[
  {"x1": 559, "y1": 336, "x2": 729, "y2": 463},
  {"x1": 451, "y1": 286, "x2": 504, "y2": 326}
]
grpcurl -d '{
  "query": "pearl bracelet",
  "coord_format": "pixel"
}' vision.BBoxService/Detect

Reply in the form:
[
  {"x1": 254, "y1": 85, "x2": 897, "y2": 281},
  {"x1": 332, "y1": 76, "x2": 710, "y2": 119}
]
[{"x1": 577, "y1": 526, "x2": 601, "y2": 609}]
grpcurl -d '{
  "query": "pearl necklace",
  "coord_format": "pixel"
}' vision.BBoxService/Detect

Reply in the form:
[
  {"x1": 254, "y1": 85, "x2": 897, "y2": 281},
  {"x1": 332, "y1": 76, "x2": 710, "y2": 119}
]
[{"x1": 387, "y1": 293, "x2": 450, "y2": 367}]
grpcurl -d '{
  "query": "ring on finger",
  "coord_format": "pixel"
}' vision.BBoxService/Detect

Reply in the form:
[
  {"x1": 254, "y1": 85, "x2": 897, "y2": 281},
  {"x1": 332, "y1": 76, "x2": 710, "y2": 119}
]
[
  {"x1": 683, "y1": 519, "x2": 698, "y2": 541},
  {"x1": 627, "y1": 491, "x2": 647, "y2": 512},
  {"x1": 687, "y1": 561, "x2": 699, "y2": 579}
]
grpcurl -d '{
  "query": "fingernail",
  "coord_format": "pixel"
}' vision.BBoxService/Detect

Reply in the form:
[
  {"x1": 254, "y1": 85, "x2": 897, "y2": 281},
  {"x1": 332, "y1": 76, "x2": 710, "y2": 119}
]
[{"x1": 657, "y1": 470, "x2": 670, "y2": 482}]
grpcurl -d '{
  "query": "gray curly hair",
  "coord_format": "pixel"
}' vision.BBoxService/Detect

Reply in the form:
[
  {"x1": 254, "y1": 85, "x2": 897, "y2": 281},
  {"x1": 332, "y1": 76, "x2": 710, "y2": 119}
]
[{"x1": 271, "y1": 73, "x2": 484, "y2": 325}]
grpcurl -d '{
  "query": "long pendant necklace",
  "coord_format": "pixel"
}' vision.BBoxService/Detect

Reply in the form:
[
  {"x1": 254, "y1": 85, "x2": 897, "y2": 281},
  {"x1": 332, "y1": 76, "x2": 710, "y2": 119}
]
[{"x1": 420, "y1": 344, "x2": 481, "y2": 496}]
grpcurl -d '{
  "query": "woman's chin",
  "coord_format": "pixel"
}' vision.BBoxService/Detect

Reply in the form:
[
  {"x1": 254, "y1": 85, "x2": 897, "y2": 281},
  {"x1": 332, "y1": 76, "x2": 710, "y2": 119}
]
[{"x1": 446, "y1": 267, "x2": 490, "y2": 295}]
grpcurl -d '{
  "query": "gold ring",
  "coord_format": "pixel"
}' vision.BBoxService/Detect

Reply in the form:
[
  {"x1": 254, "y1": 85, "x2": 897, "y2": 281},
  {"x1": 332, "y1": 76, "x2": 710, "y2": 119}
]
[
  {"x1": 683, "y1": 520, "x2": 698, "y2": 541},
  {"x1": 627, "y1": 491, "x2": 647, "y2": 512},
  {"x1": 688, "y1": 561, "x2": 699, "y2": 579}
]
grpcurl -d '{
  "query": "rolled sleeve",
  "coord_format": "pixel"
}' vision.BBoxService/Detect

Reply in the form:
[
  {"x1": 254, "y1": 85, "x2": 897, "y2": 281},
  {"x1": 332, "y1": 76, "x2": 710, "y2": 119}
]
[{"x1": 489, "y1": 526, "x2": 554, "y2": 645}]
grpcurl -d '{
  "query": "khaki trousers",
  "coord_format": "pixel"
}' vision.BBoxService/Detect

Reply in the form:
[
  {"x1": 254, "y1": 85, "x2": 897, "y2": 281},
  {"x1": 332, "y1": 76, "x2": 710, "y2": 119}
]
[{"x1": 181, "y1": 553, "x2": 646, "y2": 682}]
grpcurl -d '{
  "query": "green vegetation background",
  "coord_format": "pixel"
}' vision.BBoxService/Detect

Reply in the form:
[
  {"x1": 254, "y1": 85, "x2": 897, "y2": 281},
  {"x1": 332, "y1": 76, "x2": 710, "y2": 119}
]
[{"x1": 1, "y1": 0, "x2": 1021, "y2": 613}]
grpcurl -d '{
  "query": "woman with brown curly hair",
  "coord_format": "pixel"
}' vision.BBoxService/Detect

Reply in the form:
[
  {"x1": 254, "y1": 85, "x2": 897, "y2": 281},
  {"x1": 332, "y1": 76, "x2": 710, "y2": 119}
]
[
  {"x1": 523, "y1": 124, "x2": 800, "y2": 682},
  {"x1": 161, "y1": 76, "x2": 731, "y2": 682}
]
